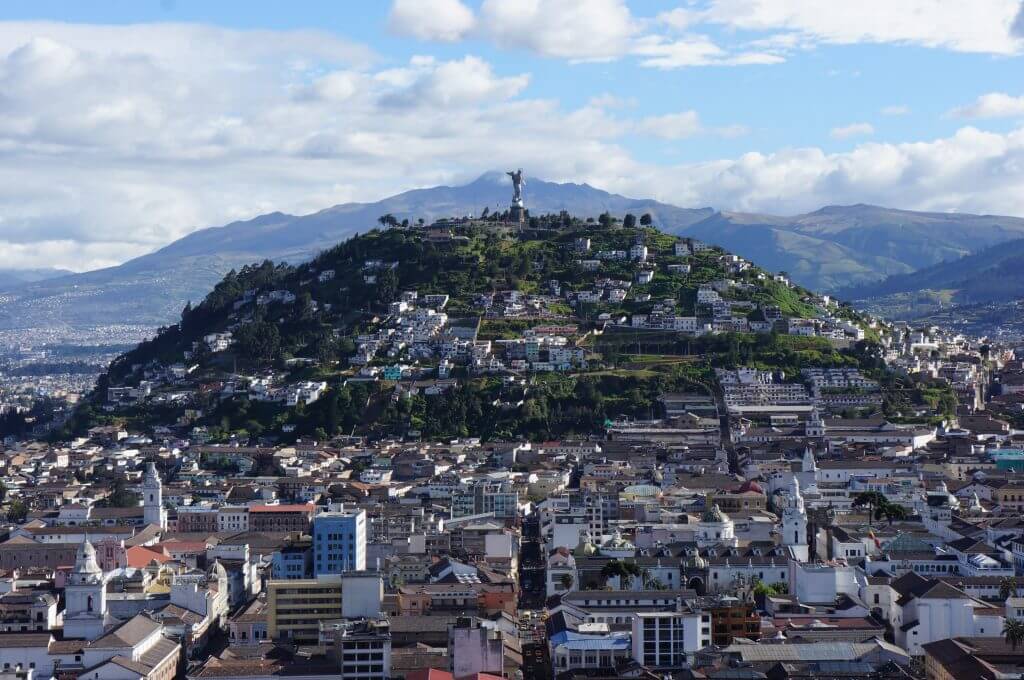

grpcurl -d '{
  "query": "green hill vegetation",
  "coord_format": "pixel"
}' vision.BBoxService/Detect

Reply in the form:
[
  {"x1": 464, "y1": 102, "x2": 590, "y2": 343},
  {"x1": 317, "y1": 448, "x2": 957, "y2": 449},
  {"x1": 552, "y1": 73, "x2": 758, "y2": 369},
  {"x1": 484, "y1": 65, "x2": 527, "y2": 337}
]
[{"x1": 63, "y1": 216, "x2": 892, "y2": 443}]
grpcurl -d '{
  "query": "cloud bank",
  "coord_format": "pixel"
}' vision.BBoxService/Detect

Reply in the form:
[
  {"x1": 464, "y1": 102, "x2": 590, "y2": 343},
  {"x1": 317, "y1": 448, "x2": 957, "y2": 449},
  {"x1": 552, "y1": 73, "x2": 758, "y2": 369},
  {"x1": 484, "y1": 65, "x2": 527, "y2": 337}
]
[{"x1": 2, "y1": 21, "x2": 1024, "y2": 272}]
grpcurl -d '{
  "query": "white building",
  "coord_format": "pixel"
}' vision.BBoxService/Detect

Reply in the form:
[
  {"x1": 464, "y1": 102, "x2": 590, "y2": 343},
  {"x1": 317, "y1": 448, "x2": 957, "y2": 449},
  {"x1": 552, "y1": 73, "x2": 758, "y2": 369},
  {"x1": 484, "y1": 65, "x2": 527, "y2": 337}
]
[{"x1": 631, "y1": 610, "x2": 711, "y2": 668}]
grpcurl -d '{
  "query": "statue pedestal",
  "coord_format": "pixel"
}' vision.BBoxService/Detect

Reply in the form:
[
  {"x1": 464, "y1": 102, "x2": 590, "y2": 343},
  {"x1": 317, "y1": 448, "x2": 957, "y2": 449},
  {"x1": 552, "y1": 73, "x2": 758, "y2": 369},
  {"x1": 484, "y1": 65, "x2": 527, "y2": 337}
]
[{"x1": 509, "y1": 202, "x2": 525, "y2": 225}]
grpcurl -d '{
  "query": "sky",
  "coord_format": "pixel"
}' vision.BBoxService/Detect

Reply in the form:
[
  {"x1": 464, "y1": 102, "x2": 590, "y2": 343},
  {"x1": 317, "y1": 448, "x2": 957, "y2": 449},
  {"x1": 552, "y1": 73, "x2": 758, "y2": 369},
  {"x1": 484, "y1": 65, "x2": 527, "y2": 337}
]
[{"x1": 2, "y1": 0, "x2": 1024, "y2": 272}]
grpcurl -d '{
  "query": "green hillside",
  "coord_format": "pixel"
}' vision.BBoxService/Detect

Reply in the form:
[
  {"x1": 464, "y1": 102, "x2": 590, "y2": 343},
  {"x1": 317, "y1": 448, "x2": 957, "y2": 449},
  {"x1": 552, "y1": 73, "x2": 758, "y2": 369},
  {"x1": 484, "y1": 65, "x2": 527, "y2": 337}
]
[{"x1": 65, "y1": 216, "x2": 885, "y2": 443}]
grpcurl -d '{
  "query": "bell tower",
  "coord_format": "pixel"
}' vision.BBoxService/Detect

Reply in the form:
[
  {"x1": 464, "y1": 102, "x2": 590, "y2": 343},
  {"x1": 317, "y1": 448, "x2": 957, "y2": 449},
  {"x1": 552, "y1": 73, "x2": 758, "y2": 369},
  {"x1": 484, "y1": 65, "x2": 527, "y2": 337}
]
[
  {"x1": 781, "y1": 477, "x2": 809, "y2": 562},
  {"x1": 143, "y1": 462, "x2": 166, "y2": 529},
  {"x1": 64, "y1": 540, "x2": 107, "y2": 640}
]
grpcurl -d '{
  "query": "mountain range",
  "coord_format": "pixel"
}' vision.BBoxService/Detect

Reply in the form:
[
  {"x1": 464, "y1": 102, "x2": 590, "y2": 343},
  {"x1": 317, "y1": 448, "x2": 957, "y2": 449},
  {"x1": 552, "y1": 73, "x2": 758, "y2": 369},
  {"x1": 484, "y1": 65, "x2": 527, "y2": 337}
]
[
  {"x1": 839, "y1": 237, "x2": 1024, "y2": 324},
  {"x1": 0, "y1": 268, "x2": 72, "y2": 291},
  {"x1": 3, "y1": 172, "x2": 1024, "y2": 330}
]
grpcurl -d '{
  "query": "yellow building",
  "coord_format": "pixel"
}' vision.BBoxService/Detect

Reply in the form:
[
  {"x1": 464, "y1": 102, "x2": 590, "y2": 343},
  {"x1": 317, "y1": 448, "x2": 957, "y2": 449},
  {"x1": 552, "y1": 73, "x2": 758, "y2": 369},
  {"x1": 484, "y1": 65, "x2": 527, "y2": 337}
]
[{"x1": 266, "y1": 575, "x2": 343, "y2": 643}]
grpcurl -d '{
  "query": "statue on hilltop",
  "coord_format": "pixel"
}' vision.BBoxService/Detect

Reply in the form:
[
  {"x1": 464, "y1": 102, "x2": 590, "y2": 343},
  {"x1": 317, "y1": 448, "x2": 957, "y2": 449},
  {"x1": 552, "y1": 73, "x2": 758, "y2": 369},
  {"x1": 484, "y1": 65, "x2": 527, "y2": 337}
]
[{"x1": 507, "y1": 168, "x2": 525, "y2": 206}]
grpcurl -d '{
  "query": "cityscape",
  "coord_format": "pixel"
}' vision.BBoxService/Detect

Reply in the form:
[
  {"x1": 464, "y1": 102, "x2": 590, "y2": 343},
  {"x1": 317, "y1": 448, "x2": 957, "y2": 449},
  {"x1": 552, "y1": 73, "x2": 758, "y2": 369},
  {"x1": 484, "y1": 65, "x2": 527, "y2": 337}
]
[{"x1": 2, "y1": 3, "x2": 1024, "y2": 680}]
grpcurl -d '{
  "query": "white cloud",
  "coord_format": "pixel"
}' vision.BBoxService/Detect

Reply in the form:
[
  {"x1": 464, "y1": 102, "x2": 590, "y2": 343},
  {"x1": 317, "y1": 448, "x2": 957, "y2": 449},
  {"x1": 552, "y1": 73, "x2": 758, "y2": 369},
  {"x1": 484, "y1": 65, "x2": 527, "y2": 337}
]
[
  {"x1": 637, "y1": 111, "x2": 749, "y2": 139},
  {"x1": 612, "y1": 126, "x2": 1024, "y2": 218},
  {"x1": 831, "y1": 122, "x2": 875, "y2": 139},
  {"x1": 703, "y1": 0, "x2": 1023, "y2": 55},
  {"x1": 380, "y1": 56, "x2": 530, "y2": 107},
  {"x1": 4, "y1": 20, "x2": 1024, "y2": 274},
  {"x1": 0, "y1": 22, "x2": 619, "y2": 271},
  {"x1": 881, "y1": 105, "x2": 911, "y2": 116},
  {"x1": 588, "y1": 93, "x2": 637, "y2": 109},
  {"x1": 638, "y1": 111, "x2": 703, "y2": 139},
  {"x1": 657, "y1": 8, "x2": 701, "y2": 31},
  {"x1": 632, "y1": 34, "x2": 783, "y2": 68},
  {"x1": 479, "y1": 0, "x2": 637, "y2": 62},
  {"x1": 387, "y1": 0, "x2": 1023, "y2": 69},
  {"x1": 474, "y1": 0, "x2": 784, "y2": 68},
  {"x1": 950, "y1": 92, "x2": 1024, "y2": 119},
  {"x1": 388, "y1": 0, "x2": 475, "y2": 42}
]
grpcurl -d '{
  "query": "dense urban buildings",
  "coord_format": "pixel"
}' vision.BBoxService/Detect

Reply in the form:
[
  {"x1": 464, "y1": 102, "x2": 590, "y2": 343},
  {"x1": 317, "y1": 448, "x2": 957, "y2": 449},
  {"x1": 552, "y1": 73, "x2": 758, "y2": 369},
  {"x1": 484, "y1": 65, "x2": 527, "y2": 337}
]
[{"x1": 1, "y1": 209, "x2": 1024, "y2": 680}]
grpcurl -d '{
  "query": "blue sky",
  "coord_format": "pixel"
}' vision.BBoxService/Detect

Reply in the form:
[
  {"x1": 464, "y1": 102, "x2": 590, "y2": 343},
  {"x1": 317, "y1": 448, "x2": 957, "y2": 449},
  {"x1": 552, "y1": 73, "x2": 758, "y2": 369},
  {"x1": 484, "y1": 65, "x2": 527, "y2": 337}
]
[{"x1": 2, "y1": 0, "x2": 1024, "y2": 270}]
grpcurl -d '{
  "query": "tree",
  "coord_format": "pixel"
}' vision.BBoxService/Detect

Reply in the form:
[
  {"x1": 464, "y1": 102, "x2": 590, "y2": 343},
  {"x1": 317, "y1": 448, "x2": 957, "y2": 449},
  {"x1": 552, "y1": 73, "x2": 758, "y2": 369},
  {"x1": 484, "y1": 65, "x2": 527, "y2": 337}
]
[
  {"x1": 882, "y1": 504, "x2": 907, "y2": 525},
  {"x1": 601, "y1": 560, "x2": 642, "y2": 589},
  {"x1": 97, "y1": 478, "x2": 140, "y2": 508},
  {"x1": 1005, "y1": 618, "x2": 1024, "y2": 651},
  {"x1": 623, "y1": 213, "x2": 637, "y2": 229},
  {"x1": 236, "y1": 321, "x2": 281, "y2": 365},
  {"x1": 559, "y1": 573, "x2": 574, "y2": 591},
  {"x1": 639, "y1": 213, "x2": 652, "y2": 226},
  {"x1": 1001, "y1": 576, "x2": 1021, "y2": 601},
  {"x1": 6, "y1": 499, "x2": 27, "y2": 523},
  {"x1": 376, "y1": 267, "x2": 399, "y2": 304},
  {"x1": 598, "y1": 212, "x2": 613, "y2": 228},
  {"x1": 852, "y1": 491, "x2": 889, "y2": 527}
]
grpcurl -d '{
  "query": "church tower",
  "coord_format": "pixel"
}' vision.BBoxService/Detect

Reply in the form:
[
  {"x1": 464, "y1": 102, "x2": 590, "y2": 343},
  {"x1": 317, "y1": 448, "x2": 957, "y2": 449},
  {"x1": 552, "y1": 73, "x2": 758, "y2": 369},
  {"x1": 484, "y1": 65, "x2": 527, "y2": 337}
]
[
  {"x1": 805, "y1": 408, "x2": 825, "y2": 437},
  {"x1": 802, "y1": 446, "x2": 818, "y2": 474},
  {"x1": 64, "y1": 541, "x2": 108, "y2": 640},
  {"x1": 143, "y1": 462, "x2": 166, "y2": 529},
  {"x1": 781, "y1": 477, "x2": 809, "y2": 562}
]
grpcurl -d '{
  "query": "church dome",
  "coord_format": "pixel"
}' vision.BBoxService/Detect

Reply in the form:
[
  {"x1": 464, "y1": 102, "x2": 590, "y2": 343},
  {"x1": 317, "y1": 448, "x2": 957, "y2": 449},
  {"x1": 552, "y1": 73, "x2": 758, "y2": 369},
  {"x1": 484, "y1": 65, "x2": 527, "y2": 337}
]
[
  {"x1": 738, "y1": 480, "x2": 764, "y2": 494},
  {"x1": 209, "y1": 561, "x2": 228, "y2": 582},
  {"x1": 603, "y1": 529, "x2": 635, "y2": 550}
]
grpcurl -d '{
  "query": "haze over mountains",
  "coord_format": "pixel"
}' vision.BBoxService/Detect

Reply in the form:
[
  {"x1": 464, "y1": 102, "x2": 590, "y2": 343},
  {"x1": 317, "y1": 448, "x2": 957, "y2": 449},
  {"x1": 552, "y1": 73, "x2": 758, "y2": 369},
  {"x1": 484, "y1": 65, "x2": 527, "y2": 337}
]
[
  {"x1": 2, "y1": 172, "x2": 1024, "y2": 330},
  {"x1": 0, "y1": 268, "x2": 72, "y2": 291}
]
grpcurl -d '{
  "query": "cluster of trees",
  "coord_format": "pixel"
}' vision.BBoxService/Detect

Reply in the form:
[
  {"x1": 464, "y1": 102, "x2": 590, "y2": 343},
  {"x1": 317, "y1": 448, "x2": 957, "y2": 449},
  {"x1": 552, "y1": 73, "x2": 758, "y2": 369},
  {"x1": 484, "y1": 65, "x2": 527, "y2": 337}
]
[
  {"x1": 592, "y1": 560, "x2": 667, "y2": 590},
  {"x1": 375, "y1": 370, "x2": 700, "y2": 441},
  {"x1": 94, "y1": 478, "x2": 140, "y2": 508},
  {"x1": 851, "y1": 491, "x2": 907, "y2": 526}
]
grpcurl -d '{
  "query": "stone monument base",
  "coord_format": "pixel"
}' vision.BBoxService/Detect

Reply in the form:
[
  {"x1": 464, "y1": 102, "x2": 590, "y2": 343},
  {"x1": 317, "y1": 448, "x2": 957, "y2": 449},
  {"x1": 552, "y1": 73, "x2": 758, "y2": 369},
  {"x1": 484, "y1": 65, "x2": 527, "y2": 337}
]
[{"x1": 509, "y1": 203, "x2": 525, "y2": 224}]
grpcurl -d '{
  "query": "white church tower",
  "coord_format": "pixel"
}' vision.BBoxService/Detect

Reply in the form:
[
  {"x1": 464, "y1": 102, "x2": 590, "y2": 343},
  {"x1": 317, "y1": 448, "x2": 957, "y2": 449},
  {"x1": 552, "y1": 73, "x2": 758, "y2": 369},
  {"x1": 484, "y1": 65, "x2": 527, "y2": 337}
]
[
  {"x1": 781, "y1": 477, "x2": 809, "y2": 562},
  {"x1": 805, "y1": 408, "x2": 825, "y2": 437},
  {"x1": 64, "y1": 541, "x2": 109, "y2": 640},
  {"x1": 143, "y1": 462, "x2": 166, "y2": 529}
]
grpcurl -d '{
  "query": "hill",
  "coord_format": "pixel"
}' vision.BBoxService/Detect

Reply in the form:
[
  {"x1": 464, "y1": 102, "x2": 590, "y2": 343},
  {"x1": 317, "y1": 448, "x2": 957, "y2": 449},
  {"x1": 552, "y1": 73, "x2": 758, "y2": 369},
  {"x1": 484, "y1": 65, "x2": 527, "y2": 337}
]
[
  {"x1": 683, "y1": 205, "x2": 1024, "y2": 292},
  {"x1": 0, "y1": 267, "x2": 72, "y2": 291},
  {"x1": 65, "y1": 218, "x2": 884, "y2": 444},
  {"x1": 843, "y1": 237, "x2": 1024, "y2": 304},
  {"x1": 6, "y1": 172, "x2": 1024, "y2": 331},
  {"x1": 0, "y1": 173, "x2": 711, "y2": 330}
]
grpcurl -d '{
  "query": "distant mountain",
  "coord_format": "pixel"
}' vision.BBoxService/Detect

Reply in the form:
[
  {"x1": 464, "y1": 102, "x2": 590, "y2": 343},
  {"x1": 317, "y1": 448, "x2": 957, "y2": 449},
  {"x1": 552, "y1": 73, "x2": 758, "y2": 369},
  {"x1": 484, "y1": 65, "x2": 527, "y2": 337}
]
[
  {"x1": 681, "y1": 205, "x2": 1024, "y2": 293},
  {"x1": 0, "y1": 267, "x2": 72, "y2": 291},
  {"x1": 4, "y1": 174, "x2": 1024, "y2": 331},
  {"x1": 0, "y1": 173, "x2": 711, "y2": 329},
  {"x1": 840, "y1": 237, "x2": 1024, "y2": 324}
]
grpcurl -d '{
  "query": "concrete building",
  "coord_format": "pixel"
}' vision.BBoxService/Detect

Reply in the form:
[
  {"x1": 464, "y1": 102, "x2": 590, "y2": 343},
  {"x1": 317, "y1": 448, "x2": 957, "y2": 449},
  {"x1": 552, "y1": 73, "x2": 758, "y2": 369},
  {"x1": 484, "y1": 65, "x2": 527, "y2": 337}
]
[
  {"x1": 249, "y1": 504, "x2": 316, "y2": 533},
  {"x1": 266, "y1": 575, "x2": 343, "y2": 644},
  {"x1": 313, "y1": 510, "x2": 367, "y2": 575},
  {"x1": 631, "y1": 610, "x2": 711, "y2": 669}
]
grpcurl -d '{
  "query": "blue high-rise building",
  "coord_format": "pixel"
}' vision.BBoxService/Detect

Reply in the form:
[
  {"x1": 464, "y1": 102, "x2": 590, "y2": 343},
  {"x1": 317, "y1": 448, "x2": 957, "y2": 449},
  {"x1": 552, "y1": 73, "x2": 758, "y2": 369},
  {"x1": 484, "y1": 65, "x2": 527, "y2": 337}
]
[{"x1": 313, "y1": 509, "x2": 367, "y2": 575}]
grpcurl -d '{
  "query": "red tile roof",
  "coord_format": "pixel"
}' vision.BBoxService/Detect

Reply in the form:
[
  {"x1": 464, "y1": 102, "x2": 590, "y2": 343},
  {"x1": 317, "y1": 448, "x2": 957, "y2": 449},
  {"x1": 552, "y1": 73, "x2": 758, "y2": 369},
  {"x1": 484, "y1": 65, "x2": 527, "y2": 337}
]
[{"x1": 126, "y1": 546, "x2": 172, "y2": 568}]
